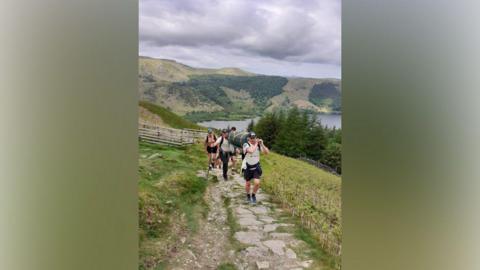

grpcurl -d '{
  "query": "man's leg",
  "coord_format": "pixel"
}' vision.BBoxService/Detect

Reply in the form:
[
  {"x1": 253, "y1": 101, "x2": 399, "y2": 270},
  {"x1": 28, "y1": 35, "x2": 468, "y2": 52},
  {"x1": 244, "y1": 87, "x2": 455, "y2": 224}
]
[
  {"x1": 245, "y1": 179, "x2": 251, "y2": 202},
  {"x1": 231, "y1": 156, "x2": 236, "y2": 171},
  {"x1": 251, "y1": 178, "x2": 260, "y2": 204},
  {"x1": 210, "y1": 153, "x2": 215, "y2": 168},
  {"x1": 216, "y1": 153, "x2": 221, "y2": 168},
  {"x1": 252, "y1": 178, "x2": 260, "y2": 193},
  {"x1": 222, "y1": 152, "x2": 229, "y2": 179}
]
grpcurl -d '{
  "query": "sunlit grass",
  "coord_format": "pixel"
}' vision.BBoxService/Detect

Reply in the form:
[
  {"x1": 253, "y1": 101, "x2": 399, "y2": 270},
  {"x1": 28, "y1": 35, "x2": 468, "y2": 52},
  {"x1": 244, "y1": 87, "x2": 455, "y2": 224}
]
[{"x1": 261, "y1": 152, "x2": 341, "y2": 268}]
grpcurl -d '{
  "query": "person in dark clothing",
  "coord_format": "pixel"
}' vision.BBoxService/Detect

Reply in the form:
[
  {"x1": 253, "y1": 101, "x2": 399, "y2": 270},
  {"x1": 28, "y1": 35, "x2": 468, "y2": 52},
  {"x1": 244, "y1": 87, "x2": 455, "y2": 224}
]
[
  {"x1": 212, "y1": 129, "x2": 233, "y2": 180},
  {"x1": 229, "y1": 126, "x2": 237, "y2": 171}
]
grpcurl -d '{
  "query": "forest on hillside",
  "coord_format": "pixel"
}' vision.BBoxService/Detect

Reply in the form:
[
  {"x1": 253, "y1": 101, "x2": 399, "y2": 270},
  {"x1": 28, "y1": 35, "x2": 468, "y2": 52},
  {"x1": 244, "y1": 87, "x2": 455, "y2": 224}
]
[
  {"x1": 174, "y1": 74, "x2": 288, "y2": 108},
  {"x1": 309, "y1": 82, "x2": 342, "y2": 112}
]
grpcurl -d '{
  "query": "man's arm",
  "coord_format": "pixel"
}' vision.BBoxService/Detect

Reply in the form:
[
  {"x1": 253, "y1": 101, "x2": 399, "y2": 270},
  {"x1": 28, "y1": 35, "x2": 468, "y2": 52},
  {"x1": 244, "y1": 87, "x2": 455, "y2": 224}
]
[
  {"x1": 258, "y1": 139, "x2": 269, "y2": 154},
  {"x1": 245, "y1": 142, "x2": 258, "y2": 153}
]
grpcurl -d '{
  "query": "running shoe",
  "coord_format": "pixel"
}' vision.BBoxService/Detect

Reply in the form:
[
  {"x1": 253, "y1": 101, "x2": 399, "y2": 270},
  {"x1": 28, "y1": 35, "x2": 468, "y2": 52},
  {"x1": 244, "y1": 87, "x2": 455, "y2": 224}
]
[{"x1": 251, "y1": 194, "x2": 257, "y2": 204}]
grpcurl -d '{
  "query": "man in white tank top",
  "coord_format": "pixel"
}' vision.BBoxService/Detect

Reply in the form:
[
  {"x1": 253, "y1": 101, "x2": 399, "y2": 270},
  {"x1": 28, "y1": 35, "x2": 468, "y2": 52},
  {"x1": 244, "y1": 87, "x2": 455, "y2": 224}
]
[{"x1": 242, "y1": 132, "x2": 269, "y2": 204}]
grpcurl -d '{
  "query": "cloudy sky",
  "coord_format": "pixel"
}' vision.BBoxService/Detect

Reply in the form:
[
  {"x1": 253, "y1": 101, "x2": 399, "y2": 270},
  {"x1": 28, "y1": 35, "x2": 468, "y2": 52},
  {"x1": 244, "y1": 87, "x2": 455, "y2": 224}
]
[{"x1": 140, "y1": 0, "x2": 341, "y2": 78}]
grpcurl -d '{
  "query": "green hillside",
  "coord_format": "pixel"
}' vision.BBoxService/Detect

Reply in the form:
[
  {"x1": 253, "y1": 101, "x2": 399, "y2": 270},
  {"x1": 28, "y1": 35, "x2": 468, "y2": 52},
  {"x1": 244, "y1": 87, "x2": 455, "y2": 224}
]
[
  {"x1": 309, "y1": 82, "x2": 341, "y2": 112},
  {"x1": 139, "y1": 56, "x2": 253, "y2": 83},
  {"x1": 139, "y1": 57, "x2": 341, "y2": 121},
  {"x1": 139, "y1": 101, "x2": 206, "y2": 130}
]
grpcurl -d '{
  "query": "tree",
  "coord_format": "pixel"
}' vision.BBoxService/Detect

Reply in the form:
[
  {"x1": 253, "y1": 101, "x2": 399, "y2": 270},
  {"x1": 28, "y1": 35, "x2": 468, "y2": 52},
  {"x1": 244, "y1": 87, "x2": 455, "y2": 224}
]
[
  {"x1": 254, "y1": 112, "x2": 280, "y2": 147},
  {"x1": 273, "y1": 107, "x2": 307, "y2": 157},
  {"x1": 322, "y1": 143, "x2": 342, "y2": 174},
  {"x1": 305, "y1": 115, "x2": 327, "y2": 160},
  {"x1": 252, "y1": 107, "x2": 341, "y2": 175}
]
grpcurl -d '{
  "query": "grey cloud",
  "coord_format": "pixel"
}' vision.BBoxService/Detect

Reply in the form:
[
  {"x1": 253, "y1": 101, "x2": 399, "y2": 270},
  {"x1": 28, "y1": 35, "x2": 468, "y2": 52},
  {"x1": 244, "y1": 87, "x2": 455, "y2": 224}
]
[{"x1": 140, "y1": 0, "x2": 340, "y2": 65}]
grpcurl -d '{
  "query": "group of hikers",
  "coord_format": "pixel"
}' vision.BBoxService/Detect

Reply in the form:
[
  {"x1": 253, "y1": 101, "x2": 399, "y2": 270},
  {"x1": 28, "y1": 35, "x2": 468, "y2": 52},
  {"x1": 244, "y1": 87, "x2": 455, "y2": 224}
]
[{"x1": 204, "y1": 127, "x2": 269, "y2": 204}]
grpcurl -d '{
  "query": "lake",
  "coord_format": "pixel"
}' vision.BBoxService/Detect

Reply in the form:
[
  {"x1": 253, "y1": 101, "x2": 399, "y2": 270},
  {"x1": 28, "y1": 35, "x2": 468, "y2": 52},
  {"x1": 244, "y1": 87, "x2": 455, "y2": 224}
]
[
  {"x1": 198, "y1": 118, "x2": 260, "y2": 131},
  {"x1": 316, "y1": 113, "x2": 341, "y2": 129},
  {"x1": 198, "y1": 114, "x2": 341, "y2": 131}
]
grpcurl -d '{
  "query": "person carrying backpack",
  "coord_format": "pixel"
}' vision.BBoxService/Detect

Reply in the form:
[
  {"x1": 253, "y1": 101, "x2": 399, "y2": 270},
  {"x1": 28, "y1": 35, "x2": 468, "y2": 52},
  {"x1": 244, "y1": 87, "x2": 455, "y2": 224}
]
[
  {"x1": 242, "y1": 132, "x2": 269, "y2": 204},
  {"x1": 229, "y1": 126, "x2": 237, "y2": 171},
  {"x1": 212, "y1": 129, "x2": 233, "y2": 180}
]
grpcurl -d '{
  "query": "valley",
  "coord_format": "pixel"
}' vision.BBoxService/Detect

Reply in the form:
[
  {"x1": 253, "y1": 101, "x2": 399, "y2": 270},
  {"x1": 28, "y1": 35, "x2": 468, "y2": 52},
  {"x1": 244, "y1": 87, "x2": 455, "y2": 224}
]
[{"x1": 139, "y1": 57, "x2": 341, "y2": 122}]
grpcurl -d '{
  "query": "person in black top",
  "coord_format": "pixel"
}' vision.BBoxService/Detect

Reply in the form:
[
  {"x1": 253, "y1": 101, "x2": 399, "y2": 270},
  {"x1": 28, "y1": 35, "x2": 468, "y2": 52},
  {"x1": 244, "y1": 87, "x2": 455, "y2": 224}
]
[{"x1": 204, "y1": 128, "x2": 217, "y2": 169}]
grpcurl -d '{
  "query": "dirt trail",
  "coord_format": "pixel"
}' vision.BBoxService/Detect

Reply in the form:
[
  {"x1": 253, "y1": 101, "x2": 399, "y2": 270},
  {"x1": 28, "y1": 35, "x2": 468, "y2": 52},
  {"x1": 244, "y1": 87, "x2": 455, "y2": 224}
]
[
  {"x1": 170, "y1": 167, "x2": 317, "y2": 270},
  {"x1": 169, "y1": 170, "x2": 237, "y2": 269}
]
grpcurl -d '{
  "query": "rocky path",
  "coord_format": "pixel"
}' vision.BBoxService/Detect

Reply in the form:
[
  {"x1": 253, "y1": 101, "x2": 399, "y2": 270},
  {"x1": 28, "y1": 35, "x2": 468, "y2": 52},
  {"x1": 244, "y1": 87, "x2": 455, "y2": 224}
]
[
  {"x1": 169, "y1": 170, "x2": 237, "y2": 269},
  {"x1": 170, "y1": 167, "x2": 316, "y2": 269}
]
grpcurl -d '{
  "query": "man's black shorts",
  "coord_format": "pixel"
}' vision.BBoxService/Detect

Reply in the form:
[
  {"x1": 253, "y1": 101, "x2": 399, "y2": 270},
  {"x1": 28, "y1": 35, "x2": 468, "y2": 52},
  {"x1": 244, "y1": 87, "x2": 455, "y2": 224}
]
[
  {"x1": 244, "y1": 164, "x2": 262, "y2": 181},
  {"x1": 207, "y1": 146, "x2": 218, "y2": 153}
]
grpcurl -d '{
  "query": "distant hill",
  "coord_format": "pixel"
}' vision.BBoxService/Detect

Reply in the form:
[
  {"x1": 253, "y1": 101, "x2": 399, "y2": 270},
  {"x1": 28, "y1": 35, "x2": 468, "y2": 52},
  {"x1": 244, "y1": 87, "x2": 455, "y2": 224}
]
[
  {"x1": 139, "y1": 56, "x2": 341, "y2": 122},
  {"x1": 139, "y1": 101, "x2": 206, "y2": 130}
]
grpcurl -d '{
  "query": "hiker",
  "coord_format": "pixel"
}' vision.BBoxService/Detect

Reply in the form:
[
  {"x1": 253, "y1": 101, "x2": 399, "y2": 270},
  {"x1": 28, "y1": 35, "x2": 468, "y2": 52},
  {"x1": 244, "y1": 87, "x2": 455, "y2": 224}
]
[
  {"x1": 212, "y1": 129, "x2": 233, "y2": 180},
  {"x1": 204, "y1": 128, "x2": 217, "y2": 169},
  {"x1": 242, "y1": 132, "x2": 269, "y2": 204},
  {"x1": 229, "y1": 127, "x2": 237, "y2": 171}
]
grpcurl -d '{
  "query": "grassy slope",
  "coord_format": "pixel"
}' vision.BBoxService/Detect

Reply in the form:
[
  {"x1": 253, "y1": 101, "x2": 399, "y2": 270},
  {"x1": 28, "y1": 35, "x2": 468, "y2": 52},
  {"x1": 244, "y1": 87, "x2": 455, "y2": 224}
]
[
  {"x1": 139, "y1": 56, "x2": 253, "y2": 83},
  {"x1": 139, "y1": 101, "x2": 206, "y2": 130},
  {"x1": 138, "y1": 142, "x2": 208, "y2": 270},
  {"x1": 260, "y1": 152, "x2": 342, "y2": 269}
]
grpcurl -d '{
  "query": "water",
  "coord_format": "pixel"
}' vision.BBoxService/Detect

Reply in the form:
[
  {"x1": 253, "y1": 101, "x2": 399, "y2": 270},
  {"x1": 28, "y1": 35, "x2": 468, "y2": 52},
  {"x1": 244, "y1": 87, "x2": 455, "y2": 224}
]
[
  {"x1": 198, "y1": 118, "x2": 259, "y2": 131},
  {"x1": 316, "y1": 114, "x2": 341, "y2": 129},
  {"x1": 198, "y1": 114, "x2": 341, "y2": 130}
]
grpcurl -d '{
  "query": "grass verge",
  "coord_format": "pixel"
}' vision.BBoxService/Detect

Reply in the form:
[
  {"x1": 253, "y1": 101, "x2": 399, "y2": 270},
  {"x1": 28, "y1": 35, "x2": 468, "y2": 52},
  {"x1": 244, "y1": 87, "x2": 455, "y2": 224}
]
[
  {"x1": 294, "y1": 224, "x2": 340, "y2": 270},
  {"x1": 139, "y1": 142, "x2": 209, "y2": 270},
  {"x1": 261, "y1": 152, "x2": 341, "y2": 269},
  {"x1": 217, "y1": 263, "x2": 237, "y2": 270}
]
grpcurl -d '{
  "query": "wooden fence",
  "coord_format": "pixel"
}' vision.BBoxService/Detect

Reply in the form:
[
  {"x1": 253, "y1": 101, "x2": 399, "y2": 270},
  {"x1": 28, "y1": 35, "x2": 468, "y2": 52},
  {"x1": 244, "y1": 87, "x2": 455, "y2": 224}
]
[
  {"x1": 298, "y1": 157, "x2": 340, "y2": 176},
  {"x1": 138, "y1": 121, "x2": 207, "y2": 146}
]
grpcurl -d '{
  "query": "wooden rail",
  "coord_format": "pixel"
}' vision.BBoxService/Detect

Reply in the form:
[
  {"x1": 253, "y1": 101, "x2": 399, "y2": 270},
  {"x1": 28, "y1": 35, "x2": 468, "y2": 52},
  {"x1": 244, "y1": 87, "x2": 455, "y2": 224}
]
[
  {"x1": 138, "y1": 121, "x2": 207, "y2": 146},
  {"x1": 298, "y1": 157, "x2": 340, "y2": 176}
]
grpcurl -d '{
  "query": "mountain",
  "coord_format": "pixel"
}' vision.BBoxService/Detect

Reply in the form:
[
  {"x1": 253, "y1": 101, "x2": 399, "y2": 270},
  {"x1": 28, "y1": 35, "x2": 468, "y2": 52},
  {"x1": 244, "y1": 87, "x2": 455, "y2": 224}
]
[{"x1": 139, "y1": 56, "x2": 341, "y2": 122}]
